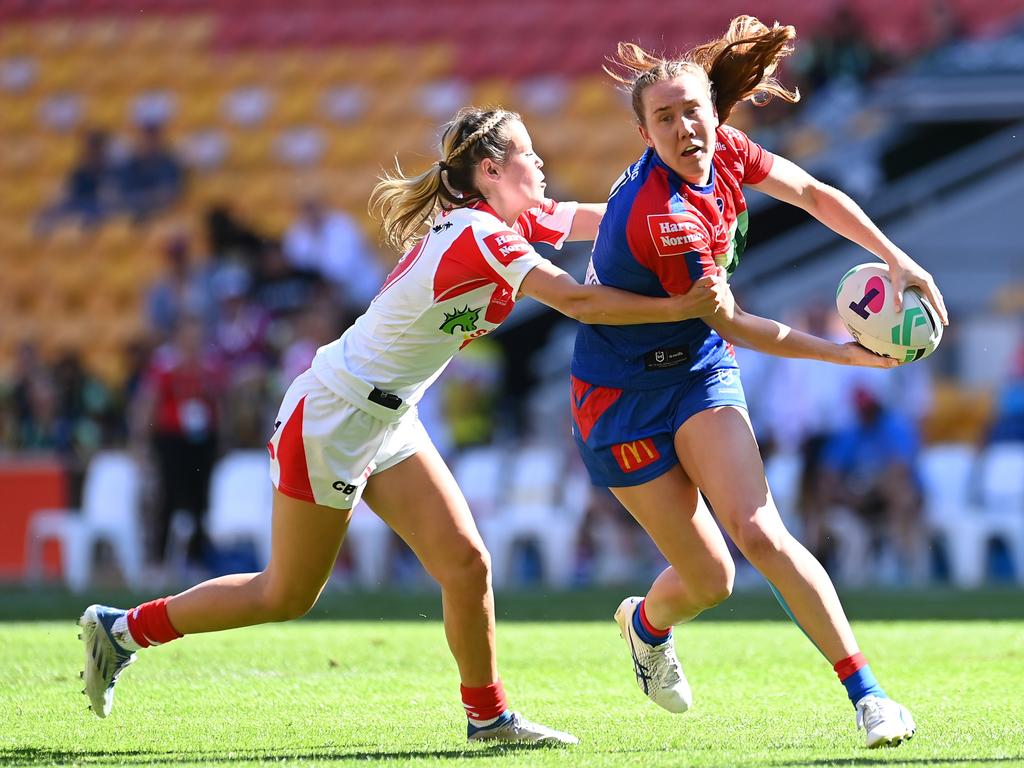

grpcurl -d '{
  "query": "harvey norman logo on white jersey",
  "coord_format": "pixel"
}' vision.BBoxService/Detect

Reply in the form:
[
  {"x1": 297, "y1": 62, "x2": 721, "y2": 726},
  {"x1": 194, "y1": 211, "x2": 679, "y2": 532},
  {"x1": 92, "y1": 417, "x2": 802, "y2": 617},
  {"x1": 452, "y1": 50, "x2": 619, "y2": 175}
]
[{"x1": 646, "y1": 213, "x2": 709, "y2": 257}]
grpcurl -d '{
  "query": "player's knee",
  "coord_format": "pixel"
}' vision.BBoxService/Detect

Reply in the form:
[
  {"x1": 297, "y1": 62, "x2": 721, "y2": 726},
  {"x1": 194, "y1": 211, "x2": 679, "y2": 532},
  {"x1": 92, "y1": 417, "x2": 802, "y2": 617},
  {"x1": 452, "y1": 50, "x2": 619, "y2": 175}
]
[
  {"x1": 261, "y1": 581, "x2": 320, "y2": 622},
  {"x1": 432, "y1": 541, "x2": 491, "y2": 593},
  {"x1": 691, "y1": 563, "x2": 734, "y2": 609},
  {"x1": 733, "y1": 517, "x2": 786, "y2": 565}
]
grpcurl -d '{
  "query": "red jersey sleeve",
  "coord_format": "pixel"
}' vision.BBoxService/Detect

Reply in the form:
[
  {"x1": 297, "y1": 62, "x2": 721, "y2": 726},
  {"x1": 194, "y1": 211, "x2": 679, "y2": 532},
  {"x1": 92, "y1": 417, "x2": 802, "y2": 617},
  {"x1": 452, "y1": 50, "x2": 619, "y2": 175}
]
[
  {"x1": 628, "y1": 210, "x2": 717, "y2": 296},
  {"x1": 719, "y1": 125, "x2": 774, "y2": 185},
  {"x1": 513, "y1": 199, "x2": 578, "y2": 249}
]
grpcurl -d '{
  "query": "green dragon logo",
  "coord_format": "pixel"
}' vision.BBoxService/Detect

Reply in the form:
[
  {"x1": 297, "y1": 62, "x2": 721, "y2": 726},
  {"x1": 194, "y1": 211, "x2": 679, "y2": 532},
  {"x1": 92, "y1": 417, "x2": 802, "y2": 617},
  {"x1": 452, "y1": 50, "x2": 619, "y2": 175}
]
[{"x1": 439, "y1": 305, "x2": 482, "y2": 335}]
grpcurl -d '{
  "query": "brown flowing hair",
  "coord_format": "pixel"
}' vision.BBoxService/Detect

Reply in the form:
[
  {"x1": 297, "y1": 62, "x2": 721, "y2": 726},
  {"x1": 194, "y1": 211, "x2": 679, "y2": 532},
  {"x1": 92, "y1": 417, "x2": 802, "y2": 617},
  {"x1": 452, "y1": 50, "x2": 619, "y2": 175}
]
[
  {"x1": 605, "y1": 15, "x2": 801, "y2": 125},
  {"x1": 369, "y1": 107, "x2": 519, "y2": 254}
]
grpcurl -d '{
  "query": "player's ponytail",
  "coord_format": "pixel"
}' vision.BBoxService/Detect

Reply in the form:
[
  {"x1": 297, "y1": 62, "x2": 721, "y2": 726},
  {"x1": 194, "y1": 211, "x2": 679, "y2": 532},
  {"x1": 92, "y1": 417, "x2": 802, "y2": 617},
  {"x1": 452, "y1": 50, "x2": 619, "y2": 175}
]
[
  {"x1": 370, "y1": 107, "x2": 519, "y2": 253},
  {"x1": 689, "y1": 15, "x2": 800, "y2": 123},
  {"x1": 608, "y1": 15, "x2": 799, "y2": 126}
]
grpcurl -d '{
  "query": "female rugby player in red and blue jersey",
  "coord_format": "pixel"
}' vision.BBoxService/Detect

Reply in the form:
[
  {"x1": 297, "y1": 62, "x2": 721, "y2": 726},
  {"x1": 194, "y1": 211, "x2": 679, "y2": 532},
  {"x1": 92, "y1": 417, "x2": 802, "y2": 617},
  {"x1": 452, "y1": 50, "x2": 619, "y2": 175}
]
[{"x1": 572, "y1": 16, "x2": 947, "y2": 748}]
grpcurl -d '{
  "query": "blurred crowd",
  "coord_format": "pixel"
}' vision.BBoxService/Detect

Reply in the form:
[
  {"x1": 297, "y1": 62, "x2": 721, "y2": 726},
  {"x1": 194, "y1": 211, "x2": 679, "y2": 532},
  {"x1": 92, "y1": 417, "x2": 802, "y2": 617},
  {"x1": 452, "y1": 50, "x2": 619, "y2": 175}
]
[{"x1": 3, "y1": 4, "x2": 1024, "y2": 590}]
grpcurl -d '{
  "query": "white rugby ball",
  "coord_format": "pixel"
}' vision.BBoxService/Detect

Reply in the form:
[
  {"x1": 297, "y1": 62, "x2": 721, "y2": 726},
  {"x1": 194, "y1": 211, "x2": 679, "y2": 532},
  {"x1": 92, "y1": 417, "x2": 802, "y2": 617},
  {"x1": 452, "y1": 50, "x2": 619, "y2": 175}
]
[{"x1": 836, "y1": 263, "x2": 942, "y2": 363}]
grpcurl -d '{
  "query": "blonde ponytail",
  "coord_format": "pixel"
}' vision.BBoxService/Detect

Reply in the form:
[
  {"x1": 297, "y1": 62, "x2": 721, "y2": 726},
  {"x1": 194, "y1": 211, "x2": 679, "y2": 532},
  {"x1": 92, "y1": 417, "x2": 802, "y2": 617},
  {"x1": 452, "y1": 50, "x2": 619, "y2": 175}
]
[{"x1": 369, "y1": 107, "x2": 520, "y2": 254}]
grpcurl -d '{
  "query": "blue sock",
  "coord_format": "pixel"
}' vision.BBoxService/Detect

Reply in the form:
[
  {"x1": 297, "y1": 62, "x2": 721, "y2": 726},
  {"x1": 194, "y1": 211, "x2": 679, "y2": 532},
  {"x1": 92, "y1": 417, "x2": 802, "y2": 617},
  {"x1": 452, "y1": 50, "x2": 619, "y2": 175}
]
[
  {"x1": 841, "y1": 665, "x2": 887, "y2": 707},
  {"x1": 467, "y1": 709, "x2": 512, "y2": 736},
  {"x1": 631, "y1": 599, "x2": 671, "y2": 646}
]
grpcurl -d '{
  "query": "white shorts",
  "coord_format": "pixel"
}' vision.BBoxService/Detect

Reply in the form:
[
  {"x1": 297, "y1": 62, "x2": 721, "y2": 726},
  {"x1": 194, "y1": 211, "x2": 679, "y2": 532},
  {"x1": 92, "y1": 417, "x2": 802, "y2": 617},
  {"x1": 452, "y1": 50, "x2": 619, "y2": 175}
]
[{"x1": 267, "y1": 369, "x2": 430, "y2": 510}]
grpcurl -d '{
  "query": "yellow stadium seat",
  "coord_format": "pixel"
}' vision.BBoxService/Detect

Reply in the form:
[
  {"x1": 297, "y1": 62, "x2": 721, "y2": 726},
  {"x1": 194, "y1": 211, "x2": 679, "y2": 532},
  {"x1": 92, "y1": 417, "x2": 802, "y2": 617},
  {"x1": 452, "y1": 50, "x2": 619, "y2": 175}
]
[
  {"x1": 413, "y1": 44, "x2": 454, "y2": 81},
  {"x1": 272, "y1": 86, "x2": 321, "y2": 127},
  {"x1": 176, "y1": 90, "x2": 222, "y2": 130},
  {"x1": 0, "y1": 24, "x2": 33, "y2": 56},
  {"x1": 0, "y1": 96, "x2": 36, "y2": 133},
  {"x1": 32, "y1": 20, "x2": 80, "y2": 54},
  {"x1": 567, "y1": 76, "x2": 627, "y2": 119},
  {"x1": 225, "y1": 130, "x2": 273, "y2": 170}
]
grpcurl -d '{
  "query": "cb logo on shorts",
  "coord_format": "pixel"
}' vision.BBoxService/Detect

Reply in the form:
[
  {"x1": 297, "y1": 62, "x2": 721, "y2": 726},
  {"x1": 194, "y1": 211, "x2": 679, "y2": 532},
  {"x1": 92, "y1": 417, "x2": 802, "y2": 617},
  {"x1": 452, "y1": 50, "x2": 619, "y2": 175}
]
[{"x1": 332, "y1": 481, "x2": 357, "y2": 495}]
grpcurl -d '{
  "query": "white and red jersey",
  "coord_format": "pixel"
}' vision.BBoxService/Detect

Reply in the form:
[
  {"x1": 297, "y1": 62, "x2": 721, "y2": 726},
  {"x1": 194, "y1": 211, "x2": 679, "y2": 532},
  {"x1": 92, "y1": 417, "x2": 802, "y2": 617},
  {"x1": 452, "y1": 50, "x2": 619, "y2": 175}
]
[{"x1": 311, "y1": 199, "x2": 577, "y2": 406}]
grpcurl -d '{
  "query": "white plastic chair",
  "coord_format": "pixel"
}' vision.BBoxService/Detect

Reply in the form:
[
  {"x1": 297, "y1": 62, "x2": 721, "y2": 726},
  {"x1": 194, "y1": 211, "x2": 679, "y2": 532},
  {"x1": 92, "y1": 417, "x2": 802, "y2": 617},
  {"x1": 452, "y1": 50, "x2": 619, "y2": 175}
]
[
  {"x1": 764, "y1": 450, "x2": 805, "y2": 538},
  {"x1": 452, "y1": 444, "x2": 507, "y2": 521},
  {"x1": 919, "y1": 443, "x2": 985, "y2": 586},
  {"x1": 343, "y1": 502, "x2": 393, "y2": 588},
  {"x1": 482, "y1": 443, "x2": 585, "y2": 589},
  {"x1": 26, "y1": 451, "x2": 144, "y2": 592},
  {"x1": 452, "y1": 444, "x2": 508, "y2": 585},
  {"x1": 206, "y1": 451, "x2": 274, "y2": 568},
  {"x1": 975, "y1": 442, "x2": 1024, "y2": 583}
]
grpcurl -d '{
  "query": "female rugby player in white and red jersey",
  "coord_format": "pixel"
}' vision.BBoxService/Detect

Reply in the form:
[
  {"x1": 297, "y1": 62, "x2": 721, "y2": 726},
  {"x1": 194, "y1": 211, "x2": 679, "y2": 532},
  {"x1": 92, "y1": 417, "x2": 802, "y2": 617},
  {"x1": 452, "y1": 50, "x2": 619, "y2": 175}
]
[
  {"x1": 77, "y1": 106, "x2": 735, "y2": 746},
  {"x1": 571, "y1": 17, "x2": 947, "y2": 749}
]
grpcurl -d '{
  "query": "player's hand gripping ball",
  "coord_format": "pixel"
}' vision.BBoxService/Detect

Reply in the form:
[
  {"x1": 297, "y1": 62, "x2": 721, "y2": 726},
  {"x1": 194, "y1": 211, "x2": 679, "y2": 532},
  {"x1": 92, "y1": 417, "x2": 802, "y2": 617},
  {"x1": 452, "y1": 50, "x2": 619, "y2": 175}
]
[{"x1": 836, "y1": 263, "x2": 943, "y2": 364}]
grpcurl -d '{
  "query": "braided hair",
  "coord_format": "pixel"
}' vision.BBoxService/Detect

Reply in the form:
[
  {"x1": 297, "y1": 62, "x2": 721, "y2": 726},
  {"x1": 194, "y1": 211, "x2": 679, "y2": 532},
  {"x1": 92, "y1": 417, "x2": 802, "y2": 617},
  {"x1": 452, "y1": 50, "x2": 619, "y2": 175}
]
[{"x1": 370, "y1": 107, "x2": 519, "y2": 253}]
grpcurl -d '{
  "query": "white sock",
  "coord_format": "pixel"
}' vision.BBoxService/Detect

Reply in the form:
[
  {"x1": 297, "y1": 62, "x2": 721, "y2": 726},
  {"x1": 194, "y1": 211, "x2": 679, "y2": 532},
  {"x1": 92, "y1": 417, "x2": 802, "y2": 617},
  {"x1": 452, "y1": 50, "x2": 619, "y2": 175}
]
[
  {"x1": 468, "y1": 711, "x2": 507, "y2": 729},
  {"x1": 110, "y1": 614, "x2": 143, "y2": 652}
]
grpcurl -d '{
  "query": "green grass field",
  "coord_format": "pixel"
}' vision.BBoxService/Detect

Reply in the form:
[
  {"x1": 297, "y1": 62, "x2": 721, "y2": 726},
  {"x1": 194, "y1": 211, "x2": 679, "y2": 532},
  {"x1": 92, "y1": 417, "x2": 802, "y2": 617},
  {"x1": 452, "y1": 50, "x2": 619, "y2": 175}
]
[{"x1": 2, "y1": 588, "x2": 1022, "y2": 767}]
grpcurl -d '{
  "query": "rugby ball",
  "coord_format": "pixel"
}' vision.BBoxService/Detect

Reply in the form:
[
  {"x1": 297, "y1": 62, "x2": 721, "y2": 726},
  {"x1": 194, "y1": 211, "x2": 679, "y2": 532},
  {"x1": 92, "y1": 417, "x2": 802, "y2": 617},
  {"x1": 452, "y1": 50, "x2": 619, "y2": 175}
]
[{"x1": 836, "y1": 263, "x2": 942, "y2": 363}]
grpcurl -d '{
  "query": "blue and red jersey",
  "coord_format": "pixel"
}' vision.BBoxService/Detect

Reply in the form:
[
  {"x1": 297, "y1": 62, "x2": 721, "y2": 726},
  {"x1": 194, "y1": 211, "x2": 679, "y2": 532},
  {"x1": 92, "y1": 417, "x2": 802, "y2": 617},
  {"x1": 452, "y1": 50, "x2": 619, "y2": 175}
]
[{"x1": 571, "y1": 125, "x2": 773, "y2": 390}]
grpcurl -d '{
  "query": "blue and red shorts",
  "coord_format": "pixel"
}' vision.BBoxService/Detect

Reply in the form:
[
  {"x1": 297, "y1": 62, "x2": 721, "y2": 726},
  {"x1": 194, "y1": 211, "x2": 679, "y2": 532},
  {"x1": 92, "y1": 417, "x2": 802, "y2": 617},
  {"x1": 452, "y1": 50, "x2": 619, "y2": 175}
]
[{"x1": 570, "y1": 365, "x2": 748, "y2": 488}]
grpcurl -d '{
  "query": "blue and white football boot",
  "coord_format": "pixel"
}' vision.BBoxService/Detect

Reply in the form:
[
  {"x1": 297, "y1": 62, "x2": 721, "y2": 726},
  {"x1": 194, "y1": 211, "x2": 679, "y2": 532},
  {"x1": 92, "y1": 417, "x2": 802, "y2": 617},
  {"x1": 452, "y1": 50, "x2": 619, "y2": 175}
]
[
  {"x1": 856, "y1": 695, "x2": 916, "y2": 748},
  {"x1": 467, "y1": 711, "x2": 579, "y2": 745},
  {"x1": 614, "y1": 596, "x2": 692, "y2": 713},
  {"x1": 79, "y1": 604, "x2": 136, "y2": 718}
]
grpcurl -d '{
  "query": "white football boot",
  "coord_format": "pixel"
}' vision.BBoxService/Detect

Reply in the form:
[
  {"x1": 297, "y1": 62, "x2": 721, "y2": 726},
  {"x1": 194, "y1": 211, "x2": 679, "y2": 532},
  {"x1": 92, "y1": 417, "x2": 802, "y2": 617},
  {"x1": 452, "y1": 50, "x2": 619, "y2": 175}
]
[
  {"x1": 614, "y1": 596, "x2": 692, "y2": 713},
  {"x1": 856, "y1": 695, "x2": 916, "y2": 748},
  {"x1": 467, "y1": 712, "x2": 579, "y2": 745},
  {"x1": 79, "y1": 604, "x2": 136, "y2": 717}
]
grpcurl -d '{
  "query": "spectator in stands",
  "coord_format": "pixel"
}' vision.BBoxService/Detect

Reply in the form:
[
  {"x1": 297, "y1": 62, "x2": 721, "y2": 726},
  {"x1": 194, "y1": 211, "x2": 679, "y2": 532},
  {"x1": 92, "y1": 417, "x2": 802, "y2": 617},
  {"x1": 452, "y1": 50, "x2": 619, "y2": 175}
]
[
  {"x1": 131, "y1": 314, "x2": 224, "y2": 569},
  {"x1": 145, "y1": 232, "x2": 215, "y2": 344},
  {"x1": 815, "y1": 385, "x2": 926, "y2": 584},
  {"x1": 987, "y1": 342, "x2": 1024, "y2": 443},
  {"x1": 116, "y1": 121, "x2": 186, "y2": 222},
  {"x1": 205, "y1": 203, "x2": 266, "y2": 275},
  {"x1": 35, "y1": 129, "x2": 119, "y2": 233},
  {"x1": 794, "y1": 7, "x2": 889, "y2": 92},
  {"x1": 50, "y1": 350, "x2": 114, "y2": 456},
  {"x1": 251, "y1": 239, "x2": 327, "y2": 324},
  {"x1": 278, "y1": 300, "x2": 339, "y2": 385},
  {"x1": 211, "y1": 265, "x2": 272, "y2": 449},
  {"x1": 283, "y1": 195, "x2": 385, "y2": 315},
  {"x1": 211, "y1": 264, "x2": 270, "y2": 376},
  {"x1": 17, "y1": 375, "x2": 60, "y2": 452}
]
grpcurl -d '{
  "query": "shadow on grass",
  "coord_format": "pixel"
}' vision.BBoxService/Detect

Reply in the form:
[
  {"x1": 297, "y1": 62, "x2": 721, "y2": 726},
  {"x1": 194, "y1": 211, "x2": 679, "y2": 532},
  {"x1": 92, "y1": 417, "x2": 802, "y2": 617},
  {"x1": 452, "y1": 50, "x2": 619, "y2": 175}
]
[
  {"x1": 4, "y1": 747, "x2": 1024, "y2": 766},
  {"x1": 0, "y1": 743, "x2": 571, "y2": 765}
]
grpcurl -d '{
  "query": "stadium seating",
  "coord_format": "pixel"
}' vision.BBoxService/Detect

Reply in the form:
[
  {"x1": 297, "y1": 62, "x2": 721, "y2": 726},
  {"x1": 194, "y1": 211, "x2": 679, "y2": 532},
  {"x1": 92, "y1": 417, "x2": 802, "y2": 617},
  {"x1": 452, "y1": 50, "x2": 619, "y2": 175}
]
[
  {"x1": 3, "y1": 0, "x2": 1021, "y2": 379},
  {"x1": 479, "y1": 443, "x2": 589, "y2": 588}
]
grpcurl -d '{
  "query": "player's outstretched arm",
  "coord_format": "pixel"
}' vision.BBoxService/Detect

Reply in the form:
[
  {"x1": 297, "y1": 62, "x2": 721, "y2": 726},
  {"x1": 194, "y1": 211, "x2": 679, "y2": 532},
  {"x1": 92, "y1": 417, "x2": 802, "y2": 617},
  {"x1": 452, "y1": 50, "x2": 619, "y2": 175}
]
[
  {"x1": 751, "y1": 155, "x2": 948, "y2": 325},
  {"x1": 519, "y1": 260, "x2": 728, "y2": 325},
  {"x1": 566, "y1": 203, "x2": 607, "y2": 241},
  {"x1": 707, "y1": 303, "x2": 898, "y2": 368}
]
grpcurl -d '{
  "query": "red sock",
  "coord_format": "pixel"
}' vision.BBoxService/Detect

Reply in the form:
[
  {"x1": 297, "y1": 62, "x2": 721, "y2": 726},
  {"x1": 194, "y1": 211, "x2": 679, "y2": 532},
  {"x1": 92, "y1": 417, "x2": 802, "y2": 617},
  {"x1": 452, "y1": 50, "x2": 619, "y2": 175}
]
[
  {"x1": 639, "y1": 599, "x2": 671, "y2": 639},
  {"x1": 126, "y1": 597, "x2": 183, "y2": 648},
  {"x1": 461, "y1": 680, "x2": 507, "y2": 722},
  {"x1": 833, "y1": 651, "x2": 868, "y2": 682}
]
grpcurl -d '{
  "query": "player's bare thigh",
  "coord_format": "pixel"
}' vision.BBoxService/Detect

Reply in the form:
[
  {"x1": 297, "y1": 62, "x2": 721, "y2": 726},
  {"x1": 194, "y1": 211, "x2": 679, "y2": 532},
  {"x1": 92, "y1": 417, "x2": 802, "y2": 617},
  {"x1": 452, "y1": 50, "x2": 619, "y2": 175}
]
[
  {"x1": 362, "y1": 443, "x2": 488, "y2": 582},
  {"x1": 611, "y1": 463, "x2": 733, "y2": 593},
  {"x1": 674, "y1": 405, "x2": 786, "y2": 550}
]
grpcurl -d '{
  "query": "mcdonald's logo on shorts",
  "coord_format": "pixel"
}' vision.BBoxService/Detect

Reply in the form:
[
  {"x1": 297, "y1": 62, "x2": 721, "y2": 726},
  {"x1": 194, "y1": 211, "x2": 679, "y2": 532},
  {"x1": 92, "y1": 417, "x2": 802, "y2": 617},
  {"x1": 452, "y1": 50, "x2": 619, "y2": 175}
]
[{"x1": 611, "y1": 438, "x2": 661, "y2": 473}]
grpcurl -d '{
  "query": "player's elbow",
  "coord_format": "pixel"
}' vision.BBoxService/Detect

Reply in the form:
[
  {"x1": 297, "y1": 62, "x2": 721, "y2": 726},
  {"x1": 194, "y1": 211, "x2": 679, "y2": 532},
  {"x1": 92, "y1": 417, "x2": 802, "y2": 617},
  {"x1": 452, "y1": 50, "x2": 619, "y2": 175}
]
[{"x1": 557, "y1": 284, "x2": 597, "y2": 323}]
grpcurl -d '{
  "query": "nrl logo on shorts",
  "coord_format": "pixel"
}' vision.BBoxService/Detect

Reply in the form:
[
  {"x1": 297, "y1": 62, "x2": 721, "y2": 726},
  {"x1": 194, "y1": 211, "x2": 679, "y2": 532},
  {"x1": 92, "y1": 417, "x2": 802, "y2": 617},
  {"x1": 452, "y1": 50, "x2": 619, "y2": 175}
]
[{"x1": 439, "y1": 305, "x2": 482, "y2": 335}]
